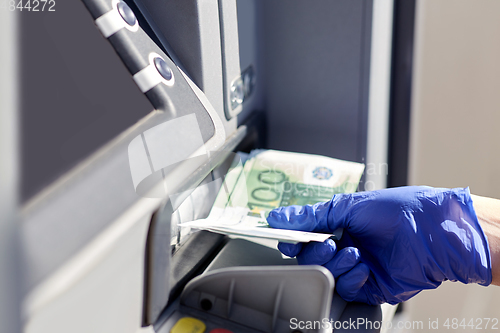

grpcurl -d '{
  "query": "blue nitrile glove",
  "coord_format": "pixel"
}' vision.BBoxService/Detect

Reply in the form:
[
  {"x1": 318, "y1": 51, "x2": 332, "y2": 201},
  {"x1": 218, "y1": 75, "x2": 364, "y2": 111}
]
[{"x1": 267, "y1": 186, "x2": 492, "y2": 305}]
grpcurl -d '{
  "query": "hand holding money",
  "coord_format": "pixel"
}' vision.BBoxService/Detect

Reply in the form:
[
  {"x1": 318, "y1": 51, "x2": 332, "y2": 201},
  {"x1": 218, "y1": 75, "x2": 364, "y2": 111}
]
[{"x1": 180, "y1": 150, "x2": 364, "y2": 243}]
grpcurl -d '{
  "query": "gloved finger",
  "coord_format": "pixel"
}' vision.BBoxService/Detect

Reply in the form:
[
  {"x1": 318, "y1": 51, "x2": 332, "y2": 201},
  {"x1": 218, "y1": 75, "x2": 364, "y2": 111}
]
[
  {"x1": 277, "y1": 242, "x2": 303, "y2": 258},
  {"x1": 324, "y1": 247, "x2": 361, "y2": 277},
  {"x1": 296, "y1": 239, "x2": 337, "y2": 265},
  {"x1": 335, "y1": 263, "x2": 370, "y2": 302}
]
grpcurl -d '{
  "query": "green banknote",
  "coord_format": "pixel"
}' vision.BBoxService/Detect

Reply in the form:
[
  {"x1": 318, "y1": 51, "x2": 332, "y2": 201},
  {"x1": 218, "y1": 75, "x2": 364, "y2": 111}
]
[
  {"x1": 242, "y1": 150, "x2": 365, "y2": 218},
  {"x1": 181, "y1": 150, "x2": 364, "y2": 243}
]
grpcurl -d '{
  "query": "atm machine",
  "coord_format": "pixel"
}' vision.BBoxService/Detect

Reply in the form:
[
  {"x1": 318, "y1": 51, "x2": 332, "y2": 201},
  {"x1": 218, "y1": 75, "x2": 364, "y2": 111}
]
[{"x1": 4, "y1": 0, "x2": 407, "y2": 332}]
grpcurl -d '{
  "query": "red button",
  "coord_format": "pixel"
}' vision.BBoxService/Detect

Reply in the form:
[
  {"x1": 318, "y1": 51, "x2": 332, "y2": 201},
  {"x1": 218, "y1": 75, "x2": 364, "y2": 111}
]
[{"x1": 209, "y1": 329, "x2": 233, "y2": 333}]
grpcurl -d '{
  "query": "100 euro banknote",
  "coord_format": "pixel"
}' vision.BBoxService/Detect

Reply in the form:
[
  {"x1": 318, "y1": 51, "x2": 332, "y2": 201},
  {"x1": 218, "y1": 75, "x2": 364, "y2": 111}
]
[{"x1": 180, "y1": 150, "x2": 365, "y2": 243}]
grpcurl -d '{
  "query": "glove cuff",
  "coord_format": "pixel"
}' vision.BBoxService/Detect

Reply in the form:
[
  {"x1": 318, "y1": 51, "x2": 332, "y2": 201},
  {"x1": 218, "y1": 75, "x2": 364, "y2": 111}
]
[
  {"x1": 461, "y1": 187, "x2": 493, "y2": 286},
  {"x1": 434, "y1": 187, "x2": 493, "y2": 286}
]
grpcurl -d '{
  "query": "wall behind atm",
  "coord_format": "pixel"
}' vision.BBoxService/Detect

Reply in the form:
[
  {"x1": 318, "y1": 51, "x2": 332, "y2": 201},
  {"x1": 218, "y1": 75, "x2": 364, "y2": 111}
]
[
  {"x1": 406, "y1": 0, "x2": 500, "y2": 326},
  {"x1": 258, "y1": 0, "x2": 372, "y2": 165}
]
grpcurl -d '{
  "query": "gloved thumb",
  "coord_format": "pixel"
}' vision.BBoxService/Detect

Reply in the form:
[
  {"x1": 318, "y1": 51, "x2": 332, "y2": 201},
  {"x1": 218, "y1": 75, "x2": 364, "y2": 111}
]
[{"x1": 267, "y1": 199, "x2": 347, "y2": 233}]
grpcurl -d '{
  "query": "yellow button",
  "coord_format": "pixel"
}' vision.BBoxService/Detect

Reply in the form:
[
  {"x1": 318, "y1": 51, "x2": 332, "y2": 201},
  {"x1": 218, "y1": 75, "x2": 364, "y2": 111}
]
[{"x1": 170, "y1": 317, "x2": 206, "y2": 333}]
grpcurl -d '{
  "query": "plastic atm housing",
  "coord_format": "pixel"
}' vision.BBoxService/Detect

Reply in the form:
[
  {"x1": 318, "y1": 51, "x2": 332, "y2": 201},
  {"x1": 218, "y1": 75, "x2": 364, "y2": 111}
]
[{"x1": 178, "y1": 266, "x2": 334, "y2": 333}]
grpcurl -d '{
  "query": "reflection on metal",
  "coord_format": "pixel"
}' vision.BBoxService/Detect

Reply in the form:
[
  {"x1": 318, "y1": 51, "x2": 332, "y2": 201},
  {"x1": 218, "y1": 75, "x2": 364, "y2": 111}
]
[
  {"x1": 230, "y1": 77, "x2": 244, "y2": 110},
  {"x1": 128, "y1": 114, "x2": 207, "y2": 197},
  {"x1": 366, "y1": 0, "x2": 394, "y2": 190},
  {"x1": 242, "y1": 65, "x2": 256, "y2": 99}
]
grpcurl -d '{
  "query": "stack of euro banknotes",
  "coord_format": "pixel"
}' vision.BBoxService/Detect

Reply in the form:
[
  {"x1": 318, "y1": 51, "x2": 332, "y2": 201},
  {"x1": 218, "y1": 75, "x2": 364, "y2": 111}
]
[{"x1": 180, "y1": 150, "x2": 364, "y2": 243}]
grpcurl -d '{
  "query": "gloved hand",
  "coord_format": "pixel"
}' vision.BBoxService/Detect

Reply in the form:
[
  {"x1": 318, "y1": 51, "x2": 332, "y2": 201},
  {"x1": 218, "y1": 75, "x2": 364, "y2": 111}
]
[{"x1": 267, "y1": 186, "x2": 492, "y2": 305}]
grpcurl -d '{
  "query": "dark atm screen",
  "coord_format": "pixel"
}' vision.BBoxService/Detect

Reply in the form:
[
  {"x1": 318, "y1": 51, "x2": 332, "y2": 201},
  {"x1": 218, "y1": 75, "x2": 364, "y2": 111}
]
[{"x1": 20, "y1": 1, "x2": 153, "y2": 202}]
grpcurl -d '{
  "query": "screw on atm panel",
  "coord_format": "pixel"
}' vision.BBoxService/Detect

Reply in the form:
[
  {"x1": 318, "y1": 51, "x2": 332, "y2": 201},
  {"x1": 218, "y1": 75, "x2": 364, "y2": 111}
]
[
  {"x1": 230, "y1": 78, "x2": 244, "y2": 110},
  {"x1": 117, "y1": 2, "x2": 137, "y2": 27},
  {"x1": 154, "y1": 57, "x2": 173, "y2": 82}
]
